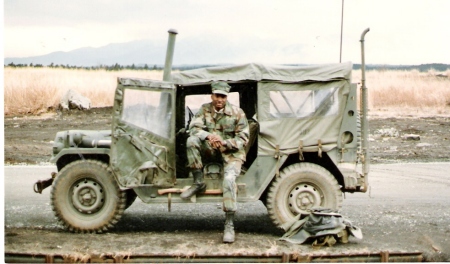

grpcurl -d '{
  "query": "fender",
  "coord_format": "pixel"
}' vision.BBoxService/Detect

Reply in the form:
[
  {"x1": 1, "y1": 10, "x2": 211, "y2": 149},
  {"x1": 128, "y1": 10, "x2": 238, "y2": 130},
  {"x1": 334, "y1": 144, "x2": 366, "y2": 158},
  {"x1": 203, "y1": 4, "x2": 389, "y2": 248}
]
[
  {"x1": 237, "y1": 155, "x2": 288, "y2": 202},
  {"x1": 50, "y1": 148, "x2": 110, "y2": 163}
]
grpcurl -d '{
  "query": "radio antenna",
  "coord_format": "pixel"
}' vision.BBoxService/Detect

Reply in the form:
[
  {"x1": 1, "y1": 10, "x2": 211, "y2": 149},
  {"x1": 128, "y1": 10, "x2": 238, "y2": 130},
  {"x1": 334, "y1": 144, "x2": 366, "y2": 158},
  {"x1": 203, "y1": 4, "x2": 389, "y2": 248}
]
[{"x1": 339, "y1": 0, "x2": 344, "y2": 63}]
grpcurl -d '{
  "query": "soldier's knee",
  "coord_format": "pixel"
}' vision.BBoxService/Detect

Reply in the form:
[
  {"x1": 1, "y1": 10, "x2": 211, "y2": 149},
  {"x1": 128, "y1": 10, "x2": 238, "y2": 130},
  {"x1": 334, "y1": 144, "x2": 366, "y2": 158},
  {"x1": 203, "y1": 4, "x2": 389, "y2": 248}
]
[
  {"x1": 224, "y1": 160, "x2": 242, "y2": 176},
  {"x1": 223, "y1": 172, "x2": 237, "y2": 188},
  {"x1": 224, "y1": 173, "x2": 235, "y2": 182}
]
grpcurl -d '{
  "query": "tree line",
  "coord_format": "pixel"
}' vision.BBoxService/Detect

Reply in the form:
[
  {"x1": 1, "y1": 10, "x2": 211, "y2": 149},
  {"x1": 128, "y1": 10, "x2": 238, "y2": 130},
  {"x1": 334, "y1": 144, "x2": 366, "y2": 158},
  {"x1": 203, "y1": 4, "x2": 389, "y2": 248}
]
[
  {"x1": 5, "y1": 62, "x2": 450, "y2": 72},
  {"x1": 5, "y1": 62, "x2": 162, "y2": 71},
  {"x1": 353, "y1": 63, "x2": 450, "y2": 72}
]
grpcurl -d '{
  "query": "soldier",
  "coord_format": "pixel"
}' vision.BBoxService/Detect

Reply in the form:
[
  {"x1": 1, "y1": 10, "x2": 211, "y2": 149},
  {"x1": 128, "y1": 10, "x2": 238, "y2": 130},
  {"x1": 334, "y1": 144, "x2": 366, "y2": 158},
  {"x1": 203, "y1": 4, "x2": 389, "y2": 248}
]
[{"x1": 181, "y1": 81, "x2": 249, "y2": 243}]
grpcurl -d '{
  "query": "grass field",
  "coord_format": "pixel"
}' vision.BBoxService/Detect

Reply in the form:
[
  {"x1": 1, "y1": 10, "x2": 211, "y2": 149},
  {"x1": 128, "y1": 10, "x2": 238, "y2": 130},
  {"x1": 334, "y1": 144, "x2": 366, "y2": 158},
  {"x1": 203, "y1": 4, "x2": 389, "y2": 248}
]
[
  {"x1": 4, "y1": 67, "x2": 450, "y2": 116},
  {"x1": 4, "y1": 68, "x2": 164, "y2": 115}
]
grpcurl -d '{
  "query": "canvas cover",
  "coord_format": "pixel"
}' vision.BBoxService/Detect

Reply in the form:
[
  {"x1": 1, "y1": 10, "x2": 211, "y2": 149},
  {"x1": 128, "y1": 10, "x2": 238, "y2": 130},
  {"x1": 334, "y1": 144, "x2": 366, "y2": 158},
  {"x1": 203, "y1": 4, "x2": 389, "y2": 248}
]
[
  {"x1": 172, "y1": 62, "x2": 353, "y2": 156},
  {"x1": 172, "y1": 62, "x2": 352, "y2": 84}
]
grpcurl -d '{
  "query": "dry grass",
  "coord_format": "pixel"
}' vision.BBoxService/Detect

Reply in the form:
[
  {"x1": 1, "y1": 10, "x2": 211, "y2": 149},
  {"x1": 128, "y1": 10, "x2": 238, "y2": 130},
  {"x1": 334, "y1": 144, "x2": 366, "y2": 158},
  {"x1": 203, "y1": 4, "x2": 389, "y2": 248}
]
[
  {"x1": 4, "y1": 68, "x2": 163, "y2": 115},
  {"x1": 353, "y1": 69, "x2": 450, "y2": 116},
  {"x1": 4, "y1": 67, "x2": 450, "y2": 116}
]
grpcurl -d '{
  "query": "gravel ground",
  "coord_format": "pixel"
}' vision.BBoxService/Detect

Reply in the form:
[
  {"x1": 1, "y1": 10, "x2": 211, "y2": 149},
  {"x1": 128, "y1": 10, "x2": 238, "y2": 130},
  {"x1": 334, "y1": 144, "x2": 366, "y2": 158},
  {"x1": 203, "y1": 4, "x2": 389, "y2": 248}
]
[{"x1": 5, "y1": 163, "x2": 450, "y2": 261}]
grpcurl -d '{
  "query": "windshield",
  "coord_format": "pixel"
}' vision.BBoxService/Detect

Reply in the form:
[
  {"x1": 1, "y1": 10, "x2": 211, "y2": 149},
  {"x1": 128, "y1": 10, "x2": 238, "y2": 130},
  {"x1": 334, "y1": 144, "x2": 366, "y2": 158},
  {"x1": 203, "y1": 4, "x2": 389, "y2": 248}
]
[{"x1": 121, "y1": 88, "x2": 172, "y2": 138}]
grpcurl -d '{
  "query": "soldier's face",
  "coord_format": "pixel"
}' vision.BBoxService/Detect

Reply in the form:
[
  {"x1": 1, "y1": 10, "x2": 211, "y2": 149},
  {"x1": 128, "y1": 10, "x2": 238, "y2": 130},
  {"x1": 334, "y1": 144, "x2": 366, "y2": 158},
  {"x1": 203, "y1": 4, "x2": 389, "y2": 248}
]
[{"x1": 211, "y1": 93, "x2": 227, "y2": 110}]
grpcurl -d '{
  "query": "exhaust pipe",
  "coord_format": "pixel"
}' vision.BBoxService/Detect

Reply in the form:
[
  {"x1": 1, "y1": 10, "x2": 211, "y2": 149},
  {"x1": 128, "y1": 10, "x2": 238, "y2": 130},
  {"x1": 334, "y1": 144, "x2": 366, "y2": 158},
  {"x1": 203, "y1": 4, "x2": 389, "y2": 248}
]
[
  {"x1": 163, "y1": 29, "x2": 178, "y2": 82},
  {"x1": 360, "y1": 28, "x2": 370, "y2": 189}
]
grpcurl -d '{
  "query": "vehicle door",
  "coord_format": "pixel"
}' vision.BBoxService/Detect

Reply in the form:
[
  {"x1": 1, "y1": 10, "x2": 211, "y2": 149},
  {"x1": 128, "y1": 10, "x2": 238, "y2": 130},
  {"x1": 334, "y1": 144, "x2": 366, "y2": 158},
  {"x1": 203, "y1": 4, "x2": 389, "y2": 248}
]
[{"x1": 110, "y1": 78, "x2": 176, "y2": 188}]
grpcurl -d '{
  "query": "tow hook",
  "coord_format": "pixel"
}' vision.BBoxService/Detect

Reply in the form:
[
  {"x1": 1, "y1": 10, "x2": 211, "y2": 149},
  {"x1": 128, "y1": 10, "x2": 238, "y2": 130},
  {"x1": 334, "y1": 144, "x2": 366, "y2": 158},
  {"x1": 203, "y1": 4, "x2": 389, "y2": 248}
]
[{"x1": 33, "y1": 172, "x2": 57, "y2": 194}]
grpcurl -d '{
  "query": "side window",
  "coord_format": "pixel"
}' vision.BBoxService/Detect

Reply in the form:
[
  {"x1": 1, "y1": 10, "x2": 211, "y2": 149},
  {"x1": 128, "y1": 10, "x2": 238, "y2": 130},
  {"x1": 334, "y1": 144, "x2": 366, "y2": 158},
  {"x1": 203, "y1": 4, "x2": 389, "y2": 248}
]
[
  {"x1": 122, "y1": 88, "x2": 172, "y2": 138},
  {"x1": 269, "y1": 87, "x2": 339, "y2": 118},
  {"x1": 184, "y1": 92, "x2": 239, "y2": 125}
]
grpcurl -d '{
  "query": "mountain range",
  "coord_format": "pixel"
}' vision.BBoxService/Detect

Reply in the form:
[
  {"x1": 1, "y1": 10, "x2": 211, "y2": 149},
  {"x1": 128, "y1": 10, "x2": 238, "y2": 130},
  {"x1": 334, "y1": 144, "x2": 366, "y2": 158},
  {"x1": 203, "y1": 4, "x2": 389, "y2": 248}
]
[
  {"x1": 4, "y1": 35, "x2": 289, "y2": 67},
  {"x1": 5, "y1": 39, "x2": 169, "y2": 67},
  {"x1": 4, "y1": 38, "x2": 450, "y2": 72}
]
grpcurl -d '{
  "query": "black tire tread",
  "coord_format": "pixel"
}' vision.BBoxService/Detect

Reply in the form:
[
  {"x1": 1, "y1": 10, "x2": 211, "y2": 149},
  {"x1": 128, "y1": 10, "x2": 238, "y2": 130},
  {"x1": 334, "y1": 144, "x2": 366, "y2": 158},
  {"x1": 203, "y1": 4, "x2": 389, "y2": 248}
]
[
  {"x1": 51, "y1": 160, "x2": 126, "y2": 233},
  {"x1": 266, "y1": 162, "x2": 343, "y2": 229}
]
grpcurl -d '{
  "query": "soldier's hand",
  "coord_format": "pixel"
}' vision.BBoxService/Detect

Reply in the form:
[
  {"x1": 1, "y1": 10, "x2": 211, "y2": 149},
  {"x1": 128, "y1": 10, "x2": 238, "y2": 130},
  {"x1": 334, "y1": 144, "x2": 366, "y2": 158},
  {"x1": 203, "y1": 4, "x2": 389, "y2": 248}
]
[{"x1": 207, "y1": 135, "x2": 225, "y2": 149}]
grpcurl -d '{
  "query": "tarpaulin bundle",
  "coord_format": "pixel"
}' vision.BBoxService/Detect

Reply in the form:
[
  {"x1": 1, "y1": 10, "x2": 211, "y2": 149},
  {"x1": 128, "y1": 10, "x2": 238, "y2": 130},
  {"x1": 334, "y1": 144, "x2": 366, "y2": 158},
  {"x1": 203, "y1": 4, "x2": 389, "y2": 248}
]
[{"x1": 280, "y1": 208, "x2": 362, "y2": 247}]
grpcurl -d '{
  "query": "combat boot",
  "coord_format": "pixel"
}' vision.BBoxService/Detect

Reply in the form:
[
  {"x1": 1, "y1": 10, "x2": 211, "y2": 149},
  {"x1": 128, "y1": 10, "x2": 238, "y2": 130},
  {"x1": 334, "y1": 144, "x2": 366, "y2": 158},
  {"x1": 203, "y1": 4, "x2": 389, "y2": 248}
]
[
  {"x1": 223, "y1": 212, "x2": 235, "y2": 243},
  {"x1": 180, "y1": 169, "x2": 206, "y2": 199}
]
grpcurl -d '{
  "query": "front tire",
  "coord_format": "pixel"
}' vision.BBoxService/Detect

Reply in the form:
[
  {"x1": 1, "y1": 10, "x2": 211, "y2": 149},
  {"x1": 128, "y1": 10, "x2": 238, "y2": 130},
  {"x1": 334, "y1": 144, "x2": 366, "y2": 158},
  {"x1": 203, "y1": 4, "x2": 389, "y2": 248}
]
[
  {"x1": 266, "y1": 162, "x2": 342, "y2": 229},
  {"x1": 51, "y1": 160, "x2": 126, "y2": 233}
]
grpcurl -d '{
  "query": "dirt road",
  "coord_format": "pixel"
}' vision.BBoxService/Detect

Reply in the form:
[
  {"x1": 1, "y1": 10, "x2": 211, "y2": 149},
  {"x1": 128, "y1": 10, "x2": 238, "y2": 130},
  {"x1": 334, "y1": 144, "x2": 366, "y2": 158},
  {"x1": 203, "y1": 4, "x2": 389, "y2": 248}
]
[{"x1": 4, "y1": 163, "x2": 450, "y2": 262}]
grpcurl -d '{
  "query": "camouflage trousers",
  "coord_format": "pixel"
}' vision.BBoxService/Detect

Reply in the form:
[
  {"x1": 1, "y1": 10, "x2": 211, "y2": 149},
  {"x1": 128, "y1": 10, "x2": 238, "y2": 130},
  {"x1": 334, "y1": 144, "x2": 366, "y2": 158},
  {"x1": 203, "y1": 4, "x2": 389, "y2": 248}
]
[{"x1": 186, "y1": 136, "x2": 242, "y2": 212}]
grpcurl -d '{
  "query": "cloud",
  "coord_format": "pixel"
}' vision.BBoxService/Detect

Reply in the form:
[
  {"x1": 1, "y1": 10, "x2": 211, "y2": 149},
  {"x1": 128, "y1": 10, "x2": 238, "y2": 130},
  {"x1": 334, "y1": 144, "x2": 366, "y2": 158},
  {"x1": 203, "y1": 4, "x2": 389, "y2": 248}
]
[{"x1": 4, "y1": 0, "x2": 450, "y2": 64}]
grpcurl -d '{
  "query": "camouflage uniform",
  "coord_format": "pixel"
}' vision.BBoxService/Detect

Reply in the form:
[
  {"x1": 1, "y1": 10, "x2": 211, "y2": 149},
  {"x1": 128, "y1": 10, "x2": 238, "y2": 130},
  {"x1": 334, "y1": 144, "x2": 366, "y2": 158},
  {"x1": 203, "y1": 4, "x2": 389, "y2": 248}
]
[{"x1": 187, "y1": 101, "x2": 249, "y2": 212}]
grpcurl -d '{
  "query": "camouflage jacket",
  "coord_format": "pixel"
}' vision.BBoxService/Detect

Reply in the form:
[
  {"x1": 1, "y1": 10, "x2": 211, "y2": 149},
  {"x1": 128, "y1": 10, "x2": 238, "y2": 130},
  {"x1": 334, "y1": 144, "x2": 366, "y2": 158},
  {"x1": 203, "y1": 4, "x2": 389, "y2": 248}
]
[{"x1": 189, "y1": 101, "x2": 249, "y2": 161}]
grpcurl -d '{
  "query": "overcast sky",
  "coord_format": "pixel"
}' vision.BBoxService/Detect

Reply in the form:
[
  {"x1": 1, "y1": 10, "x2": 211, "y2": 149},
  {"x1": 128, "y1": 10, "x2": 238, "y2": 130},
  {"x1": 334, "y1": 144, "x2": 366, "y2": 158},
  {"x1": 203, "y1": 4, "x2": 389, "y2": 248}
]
[{"x1": 4, "y1": 0, "x2": 450, "y2": 65}]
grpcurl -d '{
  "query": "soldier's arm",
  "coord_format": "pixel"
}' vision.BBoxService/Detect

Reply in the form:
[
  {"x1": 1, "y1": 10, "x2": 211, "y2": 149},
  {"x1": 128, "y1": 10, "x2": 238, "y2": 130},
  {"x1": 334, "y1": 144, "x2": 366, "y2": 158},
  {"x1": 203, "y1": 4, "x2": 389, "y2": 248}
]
[
  {"x1": 189, "y1": 106, "x2": 211, "y2": 140},
  {"x1": 224, "y1": 109, "x2": 249, "y2": 151}
]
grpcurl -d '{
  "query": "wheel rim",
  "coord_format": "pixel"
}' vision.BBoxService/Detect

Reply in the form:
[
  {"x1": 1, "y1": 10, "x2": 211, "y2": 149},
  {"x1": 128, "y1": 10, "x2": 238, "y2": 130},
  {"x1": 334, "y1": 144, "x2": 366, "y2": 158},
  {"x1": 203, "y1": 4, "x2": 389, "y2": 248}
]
[
  {"x1": 71, "y1": 178, "x2": 105, "y2": 214},
  {"x1": 288, "y1": 183, "x2": 323, "y2": 215}
]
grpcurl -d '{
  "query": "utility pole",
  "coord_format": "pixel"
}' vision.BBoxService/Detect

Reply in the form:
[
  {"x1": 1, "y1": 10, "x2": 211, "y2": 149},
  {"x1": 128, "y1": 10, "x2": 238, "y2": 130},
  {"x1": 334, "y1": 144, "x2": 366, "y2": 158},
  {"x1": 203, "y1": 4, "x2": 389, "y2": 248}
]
[{"x1": 339, "y1": 0, "x2": 344, "y2": 63}]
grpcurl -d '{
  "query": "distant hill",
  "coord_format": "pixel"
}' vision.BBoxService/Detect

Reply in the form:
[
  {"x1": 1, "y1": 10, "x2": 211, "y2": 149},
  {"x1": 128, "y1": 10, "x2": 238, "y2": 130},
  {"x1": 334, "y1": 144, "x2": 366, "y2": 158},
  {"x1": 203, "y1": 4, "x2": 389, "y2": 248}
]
[
  {"x1": 4, "y1": 39, "x2": 450, "y2": 72},
  {"x1": 4, "y1": 36, "x2": 284, "y2": 67},
  {"x1": 4, "y1": 39, "x2": 166, "y2": 67}
]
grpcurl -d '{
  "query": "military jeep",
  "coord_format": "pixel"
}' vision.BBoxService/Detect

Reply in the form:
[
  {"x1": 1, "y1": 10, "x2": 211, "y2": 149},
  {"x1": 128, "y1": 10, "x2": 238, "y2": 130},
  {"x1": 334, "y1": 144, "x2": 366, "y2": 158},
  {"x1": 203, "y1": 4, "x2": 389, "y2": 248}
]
[{"x1": 35, "y1": 29, "x2": 370, "y2": 233}]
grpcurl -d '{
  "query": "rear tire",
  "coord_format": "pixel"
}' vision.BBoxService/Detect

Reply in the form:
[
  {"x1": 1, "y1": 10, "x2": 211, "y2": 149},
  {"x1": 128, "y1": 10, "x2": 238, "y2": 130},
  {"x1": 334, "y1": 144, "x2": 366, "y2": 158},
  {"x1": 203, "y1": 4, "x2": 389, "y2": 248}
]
[
  {"x1": 266, "y1": 162, "x2": 342, "y2": 230},
  {"x1": 51, "y1": 160, "x2": 126, "y2": 233}
]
